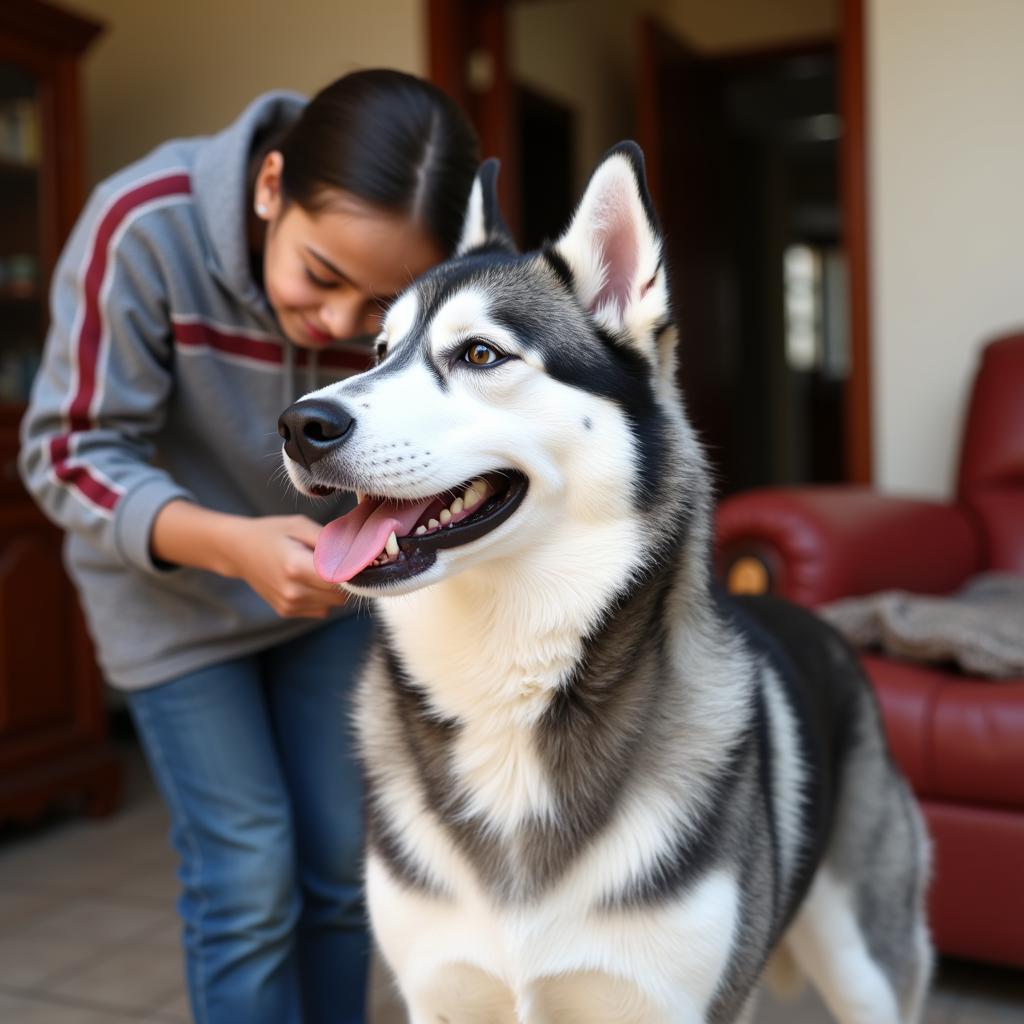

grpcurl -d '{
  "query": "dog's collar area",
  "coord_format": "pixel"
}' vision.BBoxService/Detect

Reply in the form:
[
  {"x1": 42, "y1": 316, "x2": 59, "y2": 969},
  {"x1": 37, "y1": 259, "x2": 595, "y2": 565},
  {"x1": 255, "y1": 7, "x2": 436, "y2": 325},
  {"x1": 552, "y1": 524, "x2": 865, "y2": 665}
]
[{"x1": 313, "y1": 470, "x2": 528, "y2": 587}]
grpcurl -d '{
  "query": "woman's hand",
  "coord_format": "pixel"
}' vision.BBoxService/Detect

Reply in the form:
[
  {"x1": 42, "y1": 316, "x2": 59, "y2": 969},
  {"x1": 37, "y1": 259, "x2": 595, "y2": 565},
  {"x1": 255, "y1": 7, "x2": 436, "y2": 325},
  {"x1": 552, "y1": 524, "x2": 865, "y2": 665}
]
[
  {"x1": 224, "y1": 514, "x2": 348, "y2": 618},
  {"x1": 151, "y1": 501, "x2": 348, "y2": 618}
]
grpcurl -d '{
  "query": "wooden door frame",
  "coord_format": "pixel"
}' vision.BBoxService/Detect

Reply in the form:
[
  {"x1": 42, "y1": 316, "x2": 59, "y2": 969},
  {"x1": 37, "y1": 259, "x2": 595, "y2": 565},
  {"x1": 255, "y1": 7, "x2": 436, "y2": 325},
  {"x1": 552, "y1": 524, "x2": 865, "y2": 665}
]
[
  {"x1": 426, "y1": 0, "x2": 873, "y2": 484},
  {"x1": 427, "y1": 0, "x2": 520, "y2": 236},
  {"x1": 839, "y1": 0, "x2": 872, "y2": 483}
]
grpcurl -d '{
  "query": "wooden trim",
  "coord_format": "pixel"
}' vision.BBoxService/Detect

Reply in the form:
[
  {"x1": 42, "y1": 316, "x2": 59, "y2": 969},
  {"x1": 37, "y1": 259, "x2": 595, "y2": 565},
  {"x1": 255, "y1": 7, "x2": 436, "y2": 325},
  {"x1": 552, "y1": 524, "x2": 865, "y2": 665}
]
[
  {"x1": 635, "y1": 17, "x2": 665, "y2": 208},
  {"x1": 840, "y1": 0, "x2": 873, "y2": 483},
  {"x1": 427, "y1": 0, "x2": 469, "y2": 108},
  {"x1": 426, "y1": 0, "x2": 520, "y2": 239},
  {"x1": 477, "y1": 0, "x2": 519, "y2": 235},
  {"x1": 0, "y1": 23, "x2": 98, "y2": 307},
  {"x1": 0, "y1": 0, "x2": 103, "y2": 54}
]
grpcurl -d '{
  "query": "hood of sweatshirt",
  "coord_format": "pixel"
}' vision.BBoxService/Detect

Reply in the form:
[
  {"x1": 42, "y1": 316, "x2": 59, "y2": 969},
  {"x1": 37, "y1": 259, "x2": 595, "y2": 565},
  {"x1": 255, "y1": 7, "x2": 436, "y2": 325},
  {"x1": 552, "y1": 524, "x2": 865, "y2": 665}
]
[
  {"x1": 192, "y1": 90, "x2": 313, "y2": 405},
  {"x1": 192, "y1": 90, "x2": 305, "y2": 322}
]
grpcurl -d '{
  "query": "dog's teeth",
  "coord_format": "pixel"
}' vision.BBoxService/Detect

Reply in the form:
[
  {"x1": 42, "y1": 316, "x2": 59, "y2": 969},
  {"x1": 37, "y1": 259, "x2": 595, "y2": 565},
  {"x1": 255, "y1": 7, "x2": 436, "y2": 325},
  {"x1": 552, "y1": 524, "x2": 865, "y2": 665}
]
[
  {"x1": 428, "y1": 518, "x2": 440, "y2": 531},
  {"x1": 439, "y1": 509, "x2": 452, "y2": 525},
  {"x1": 385, "y1": 531, "x2": 399, "y2": 557},
  {"x1": 464, "y1": 485, "x2": 480, "y2": 508},
  {"x1": 355, "y1": 490, "x2": 366, "y2": 503},
  {"x1": 450, "y1": 497, "x2": 464, "y2": 515},
  {"x1": 414, "y1": 525, "x2": 427, "y2": 536}
]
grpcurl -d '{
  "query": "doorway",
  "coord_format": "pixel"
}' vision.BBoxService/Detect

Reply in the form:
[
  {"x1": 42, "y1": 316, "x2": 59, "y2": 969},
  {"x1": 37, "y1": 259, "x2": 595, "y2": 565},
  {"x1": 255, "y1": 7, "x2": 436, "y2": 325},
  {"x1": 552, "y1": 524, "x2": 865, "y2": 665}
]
[
  {"x1": 516, "y1": 83, "x2": 576, "y2": 251},
  {"x1": 640, "y1": 29, "x2": 846, "y2": 493},
  {"x1": 427, "y1": 0, "x2": 868, "y2": 493}
]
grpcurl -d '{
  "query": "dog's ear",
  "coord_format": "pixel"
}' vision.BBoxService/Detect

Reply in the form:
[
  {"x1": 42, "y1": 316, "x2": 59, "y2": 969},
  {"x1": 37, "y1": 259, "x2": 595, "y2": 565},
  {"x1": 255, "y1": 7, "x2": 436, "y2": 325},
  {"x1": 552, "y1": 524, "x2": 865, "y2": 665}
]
[
  {"x1": 552, "y1": 142, "x2": 673, "y2": 364},
  {"x1": 457, "y1": 159, "x2": 516, "y2": 256}
]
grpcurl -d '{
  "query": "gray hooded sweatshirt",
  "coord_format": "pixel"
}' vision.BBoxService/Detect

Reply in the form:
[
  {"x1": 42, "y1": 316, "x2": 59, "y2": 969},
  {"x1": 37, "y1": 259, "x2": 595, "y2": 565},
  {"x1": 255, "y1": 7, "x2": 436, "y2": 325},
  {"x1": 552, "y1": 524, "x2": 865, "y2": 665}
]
[{"x1": 19, "y1": 92, "x2": 367, "y2": 690}]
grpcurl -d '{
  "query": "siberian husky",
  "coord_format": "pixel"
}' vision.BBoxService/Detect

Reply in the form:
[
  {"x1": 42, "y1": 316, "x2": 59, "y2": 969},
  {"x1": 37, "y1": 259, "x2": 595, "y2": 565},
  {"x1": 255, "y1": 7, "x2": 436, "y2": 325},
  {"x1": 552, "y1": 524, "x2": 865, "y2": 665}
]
[{"x1": 278, "y1": 144, "x2": 932, "y2": 1023}]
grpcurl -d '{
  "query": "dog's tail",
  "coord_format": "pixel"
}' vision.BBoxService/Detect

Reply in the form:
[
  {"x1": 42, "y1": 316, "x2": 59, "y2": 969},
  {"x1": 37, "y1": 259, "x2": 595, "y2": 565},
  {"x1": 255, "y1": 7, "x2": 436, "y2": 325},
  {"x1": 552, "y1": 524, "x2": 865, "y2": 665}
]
[{"x1": 763, "y1": 942, "x2": 806, "y2": 1001}]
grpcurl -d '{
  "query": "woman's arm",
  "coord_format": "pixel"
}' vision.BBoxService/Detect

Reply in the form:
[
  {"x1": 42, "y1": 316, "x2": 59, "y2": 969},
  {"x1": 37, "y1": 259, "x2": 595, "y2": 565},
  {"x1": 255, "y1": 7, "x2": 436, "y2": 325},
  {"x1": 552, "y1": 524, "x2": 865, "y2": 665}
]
[
  {"x1": 152, "y1": 500, "x2": 347, "y2": 618},
  {"x1": 19, "y1": 182, "x2": 194, "y2": 574},
  {"x1": 19, "y1": 182, "x2": 345, "y2": 620}
]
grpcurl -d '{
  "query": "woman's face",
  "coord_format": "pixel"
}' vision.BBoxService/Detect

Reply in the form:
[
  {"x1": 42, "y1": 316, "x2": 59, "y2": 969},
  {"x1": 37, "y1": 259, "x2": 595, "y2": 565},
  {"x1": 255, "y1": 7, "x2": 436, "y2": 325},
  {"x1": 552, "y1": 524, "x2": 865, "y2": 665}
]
[{"x1": 255, "y1": 153, "x2": 445, "y2": 349}]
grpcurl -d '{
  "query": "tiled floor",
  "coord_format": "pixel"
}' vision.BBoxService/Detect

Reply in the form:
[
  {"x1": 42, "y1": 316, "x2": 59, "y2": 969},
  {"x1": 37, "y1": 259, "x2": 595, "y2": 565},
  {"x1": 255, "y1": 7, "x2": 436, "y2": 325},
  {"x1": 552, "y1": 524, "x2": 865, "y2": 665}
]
[{"x1": 1, "y1": 726, "x2": 1022, "y2": 1023}]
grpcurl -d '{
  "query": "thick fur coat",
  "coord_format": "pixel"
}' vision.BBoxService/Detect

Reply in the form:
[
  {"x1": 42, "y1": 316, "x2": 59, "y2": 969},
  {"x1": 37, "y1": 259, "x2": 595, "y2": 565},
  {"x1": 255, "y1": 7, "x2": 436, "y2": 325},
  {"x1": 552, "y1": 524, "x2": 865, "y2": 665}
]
[{"x1": 280, "y1": 145, "x2": 932, "y2": 1023}]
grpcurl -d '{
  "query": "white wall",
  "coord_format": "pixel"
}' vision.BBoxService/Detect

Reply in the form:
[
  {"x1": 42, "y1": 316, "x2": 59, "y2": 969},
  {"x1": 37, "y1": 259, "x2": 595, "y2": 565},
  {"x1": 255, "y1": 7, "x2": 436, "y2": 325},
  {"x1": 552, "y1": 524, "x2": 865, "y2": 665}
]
[
  {"x1": 66, "y1": 0, "x2": 424, "y2": 186},
  {"x1": 869, "y1": 0, "x2": 1024, "y2": 497}
]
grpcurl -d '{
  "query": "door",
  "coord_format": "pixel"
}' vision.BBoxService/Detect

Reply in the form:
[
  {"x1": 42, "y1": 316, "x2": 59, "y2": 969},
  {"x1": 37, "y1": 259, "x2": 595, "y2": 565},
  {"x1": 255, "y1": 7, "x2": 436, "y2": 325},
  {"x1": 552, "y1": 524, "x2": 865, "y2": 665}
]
[
  {"x1": 638, "y1": 20, "x2": 849, "y2": 494},
  {"x1": 637, "y1": 19, "x2": 736, "y2": 490}
]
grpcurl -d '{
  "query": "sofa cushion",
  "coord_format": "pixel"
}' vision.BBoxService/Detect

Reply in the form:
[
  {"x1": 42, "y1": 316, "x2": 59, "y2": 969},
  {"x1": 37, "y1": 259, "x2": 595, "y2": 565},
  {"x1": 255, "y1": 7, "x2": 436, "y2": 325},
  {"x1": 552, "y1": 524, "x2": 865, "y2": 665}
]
[
  {"x1": 966, "y1": 491, "x2": 1024, "y2": 571},
  {"x1": 863, "y1": 654, "x2": 1024, "y2": 809},
  {"x1": 923, "y1": 801, "x2": 1024, "y2": 968},
  {"x1": 956, "y1": 333, "x2": 1024, "y2": 496}
]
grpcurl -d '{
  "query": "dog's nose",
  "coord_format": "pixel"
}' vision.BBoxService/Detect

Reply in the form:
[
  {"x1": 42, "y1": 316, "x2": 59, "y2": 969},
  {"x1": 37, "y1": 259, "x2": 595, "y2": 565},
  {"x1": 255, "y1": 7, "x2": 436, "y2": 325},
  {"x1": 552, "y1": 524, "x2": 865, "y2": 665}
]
[{"x1": 278, "y1": 398, "x2": 355, "y2": 468}]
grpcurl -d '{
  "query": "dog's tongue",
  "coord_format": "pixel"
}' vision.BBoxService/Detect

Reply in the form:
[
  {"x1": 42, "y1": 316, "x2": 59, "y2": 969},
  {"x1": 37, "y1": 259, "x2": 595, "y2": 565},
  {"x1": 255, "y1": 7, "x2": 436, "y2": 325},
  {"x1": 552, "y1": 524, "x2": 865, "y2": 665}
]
[{"x1": 314, "y1": 496, "x2": 434, "y2": 583}]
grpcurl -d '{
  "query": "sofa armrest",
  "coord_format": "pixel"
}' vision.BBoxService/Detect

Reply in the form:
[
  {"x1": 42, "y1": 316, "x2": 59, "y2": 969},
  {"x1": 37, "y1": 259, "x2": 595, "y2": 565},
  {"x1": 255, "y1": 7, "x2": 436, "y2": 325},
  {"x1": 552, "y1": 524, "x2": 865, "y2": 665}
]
[{"x1": 715, "y1": 486, "x2": 984, "y2": 606}]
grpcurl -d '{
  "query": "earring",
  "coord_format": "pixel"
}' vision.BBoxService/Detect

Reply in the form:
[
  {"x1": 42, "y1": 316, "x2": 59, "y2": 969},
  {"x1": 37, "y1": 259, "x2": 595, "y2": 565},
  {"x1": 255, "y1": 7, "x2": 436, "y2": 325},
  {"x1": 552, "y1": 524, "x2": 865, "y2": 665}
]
[{"x1": 255, "y1": 201, "x2": 268, "y2": 217}]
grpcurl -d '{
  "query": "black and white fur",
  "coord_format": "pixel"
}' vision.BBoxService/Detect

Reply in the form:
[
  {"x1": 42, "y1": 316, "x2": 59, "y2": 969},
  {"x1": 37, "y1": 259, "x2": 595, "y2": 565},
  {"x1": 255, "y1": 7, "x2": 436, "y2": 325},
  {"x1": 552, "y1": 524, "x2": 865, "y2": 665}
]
[{"x1": 281, "y1": 144, "x2": 932, "y2": 1023}]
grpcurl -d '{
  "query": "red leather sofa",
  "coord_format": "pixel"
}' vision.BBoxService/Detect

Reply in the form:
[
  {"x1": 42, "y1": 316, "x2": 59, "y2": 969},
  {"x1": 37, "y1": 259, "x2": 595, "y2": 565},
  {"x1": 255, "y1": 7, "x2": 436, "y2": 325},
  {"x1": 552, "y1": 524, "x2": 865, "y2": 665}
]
[{"x1": 714, "y1": 332, "x2": 1024, "y2": 968}]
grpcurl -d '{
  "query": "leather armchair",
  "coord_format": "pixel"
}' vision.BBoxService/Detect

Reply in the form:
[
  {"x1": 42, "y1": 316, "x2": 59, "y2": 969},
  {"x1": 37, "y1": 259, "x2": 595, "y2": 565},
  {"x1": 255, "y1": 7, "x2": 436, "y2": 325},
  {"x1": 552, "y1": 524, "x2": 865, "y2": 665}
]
[{"x1": 715, "y1": 333, "x2": 1024, "y2": 968}]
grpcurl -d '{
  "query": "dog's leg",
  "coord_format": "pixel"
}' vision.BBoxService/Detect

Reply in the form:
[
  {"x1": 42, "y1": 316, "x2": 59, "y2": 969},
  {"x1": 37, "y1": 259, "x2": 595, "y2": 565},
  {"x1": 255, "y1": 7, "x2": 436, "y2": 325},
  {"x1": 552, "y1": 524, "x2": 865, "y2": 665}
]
[
  {"x1": 785, "y1": 870, "x2": 902, "y2": 1024},
  {"x1": 404, "y1": 962, "x2": 518, "y2": 1024},
  {"x1": 899, "y1": 920, "x2": 933, "y2": 1024},
  {"x1": 732, "y1": 990, "x2": 759, "y2": 1024},
  {"x1": 522, "y1": 972, "x2": 700, "y2": 1023},
  {"x1": 761, "y1": 941, "x2": 805, "y2": 1001}
]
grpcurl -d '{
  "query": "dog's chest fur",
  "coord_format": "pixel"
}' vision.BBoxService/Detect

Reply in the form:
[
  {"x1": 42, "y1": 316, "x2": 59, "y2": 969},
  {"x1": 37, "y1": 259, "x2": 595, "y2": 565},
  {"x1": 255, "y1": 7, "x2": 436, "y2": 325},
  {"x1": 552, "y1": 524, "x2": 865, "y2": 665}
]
[
  {"x1": 388, "y1": 588, "x2": 579, "y2": 829},
  {"x1": 355, "y1": 563, "x2": 768, "y2": 1019},
  {"x1": 356, "y1": 552, "x2": 754, "y2": 903},
  {"x1": 370, "y1": 566, "x2": 606, "y2": 839}
]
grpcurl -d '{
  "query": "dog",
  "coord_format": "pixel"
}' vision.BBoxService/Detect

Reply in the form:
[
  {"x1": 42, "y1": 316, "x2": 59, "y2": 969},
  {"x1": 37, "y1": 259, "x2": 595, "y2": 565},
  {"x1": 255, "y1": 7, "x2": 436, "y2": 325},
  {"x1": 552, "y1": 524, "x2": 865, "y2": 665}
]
[{"x1": 278, "y1": 143, "x2": 932, "y2": 1023}]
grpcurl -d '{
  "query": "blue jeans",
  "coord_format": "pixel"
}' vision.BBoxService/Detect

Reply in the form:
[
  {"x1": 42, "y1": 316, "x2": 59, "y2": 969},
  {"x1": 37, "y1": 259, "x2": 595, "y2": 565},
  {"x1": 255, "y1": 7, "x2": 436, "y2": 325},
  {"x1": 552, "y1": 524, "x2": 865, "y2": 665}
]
[{"x1": 127, "y1": 613, "x2": 374, "y2": 1024}]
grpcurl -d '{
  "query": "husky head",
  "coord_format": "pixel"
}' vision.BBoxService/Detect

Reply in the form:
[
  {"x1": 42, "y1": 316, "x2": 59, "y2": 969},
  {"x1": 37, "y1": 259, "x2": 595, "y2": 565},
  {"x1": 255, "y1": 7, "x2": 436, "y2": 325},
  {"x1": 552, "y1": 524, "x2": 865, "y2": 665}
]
[{"x1": 279, "y1": 143, "x2": 707, "y2": 599}]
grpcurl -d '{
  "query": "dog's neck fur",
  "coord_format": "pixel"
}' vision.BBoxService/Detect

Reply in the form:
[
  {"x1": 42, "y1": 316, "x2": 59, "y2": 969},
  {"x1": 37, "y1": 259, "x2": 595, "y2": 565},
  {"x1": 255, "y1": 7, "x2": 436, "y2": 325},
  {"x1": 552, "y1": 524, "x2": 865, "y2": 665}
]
[
  {"x1": 375, "y1": 479, "x2": 744, "y2": 851},
  {"x1": 380, "y1": 518, "x2": 643, "y2": 714},
  {"x1": 376, "y1": 513, "x2": 641, "y2": 822},
  {"x1": 377, "y1": 387, "x2": 710, "y2": 724}
]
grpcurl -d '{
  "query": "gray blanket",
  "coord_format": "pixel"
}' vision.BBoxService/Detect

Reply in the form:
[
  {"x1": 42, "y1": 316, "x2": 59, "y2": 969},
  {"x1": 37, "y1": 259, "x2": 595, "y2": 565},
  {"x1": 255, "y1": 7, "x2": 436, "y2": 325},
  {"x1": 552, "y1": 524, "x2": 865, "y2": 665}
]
[{"x1": 820, "y1": 572, "x2": 1024, "y2": 680}]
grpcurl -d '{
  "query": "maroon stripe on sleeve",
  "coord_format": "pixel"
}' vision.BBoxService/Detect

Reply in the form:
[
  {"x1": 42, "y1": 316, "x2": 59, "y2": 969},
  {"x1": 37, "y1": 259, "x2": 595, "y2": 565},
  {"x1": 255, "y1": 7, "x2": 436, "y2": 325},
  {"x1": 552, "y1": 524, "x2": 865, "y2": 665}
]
[
  {"x1": 51, "y1": 172, "x2": 192, "y2": 515},
  {"x1": 53, "y1": 463, "x2": 121, "y2": 512}
]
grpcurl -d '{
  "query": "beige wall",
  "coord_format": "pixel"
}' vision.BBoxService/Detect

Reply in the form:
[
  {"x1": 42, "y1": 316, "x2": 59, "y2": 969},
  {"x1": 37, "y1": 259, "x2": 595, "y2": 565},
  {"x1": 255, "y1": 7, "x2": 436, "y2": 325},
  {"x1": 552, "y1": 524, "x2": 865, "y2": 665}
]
[
  {"x1": 67, "y1": 0, "x2": 1018, "y2": 499},
  {"x1": 868, "y1": 0, "x2": 1024, "y2": 497},
  {"x1": 66, "y1": 0, "x2": 424, "y2": 187}
]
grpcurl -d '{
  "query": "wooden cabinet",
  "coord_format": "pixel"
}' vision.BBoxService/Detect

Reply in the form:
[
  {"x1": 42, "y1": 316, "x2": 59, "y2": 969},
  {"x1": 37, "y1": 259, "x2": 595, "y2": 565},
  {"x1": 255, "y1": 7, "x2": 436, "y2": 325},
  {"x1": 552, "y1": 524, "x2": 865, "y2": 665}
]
[{"x1": 0, "y1": 1, "x2": 120, "y2": 821}]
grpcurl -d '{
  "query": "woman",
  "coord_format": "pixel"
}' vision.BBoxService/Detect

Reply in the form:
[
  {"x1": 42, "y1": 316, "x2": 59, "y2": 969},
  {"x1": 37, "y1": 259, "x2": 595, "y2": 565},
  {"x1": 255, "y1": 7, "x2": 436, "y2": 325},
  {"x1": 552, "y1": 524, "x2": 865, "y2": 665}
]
[{"x1": 19, "y1": 70, "x2": 479, "y2": 1024}]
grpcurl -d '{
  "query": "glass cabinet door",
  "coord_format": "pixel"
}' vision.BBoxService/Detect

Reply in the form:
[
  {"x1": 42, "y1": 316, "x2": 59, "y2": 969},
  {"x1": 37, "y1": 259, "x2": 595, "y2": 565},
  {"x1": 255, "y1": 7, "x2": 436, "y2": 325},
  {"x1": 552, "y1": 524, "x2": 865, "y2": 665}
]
[{"x1": 0, "y1": 63, "x2": 43, "y2": 406}]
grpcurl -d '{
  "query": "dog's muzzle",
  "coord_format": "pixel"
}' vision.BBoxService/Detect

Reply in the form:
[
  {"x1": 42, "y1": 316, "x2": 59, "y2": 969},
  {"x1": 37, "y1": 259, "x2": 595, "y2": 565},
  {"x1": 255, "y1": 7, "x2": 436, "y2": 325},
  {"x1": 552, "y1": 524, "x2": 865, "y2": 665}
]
[{"x1": 278, "y1": 399, "x2": 355, "y2": 469}]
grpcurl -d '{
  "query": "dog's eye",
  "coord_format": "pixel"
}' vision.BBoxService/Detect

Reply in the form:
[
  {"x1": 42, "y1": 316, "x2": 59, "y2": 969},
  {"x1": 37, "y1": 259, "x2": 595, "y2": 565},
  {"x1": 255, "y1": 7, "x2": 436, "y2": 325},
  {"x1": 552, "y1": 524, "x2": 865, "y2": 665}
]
[{"x1": 463, "y1": 341, "x2": 504, "y2": 366}]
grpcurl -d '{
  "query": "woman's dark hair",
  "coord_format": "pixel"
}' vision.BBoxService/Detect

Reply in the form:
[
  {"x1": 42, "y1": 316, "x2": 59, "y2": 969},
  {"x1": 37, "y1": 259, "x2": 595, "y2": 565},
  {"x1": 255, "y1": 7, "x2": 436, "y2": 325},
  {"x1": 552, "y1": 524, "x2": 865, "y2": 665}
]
[{"x1": 276, "y1": 69, "x2": 479, "y2": 255}]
